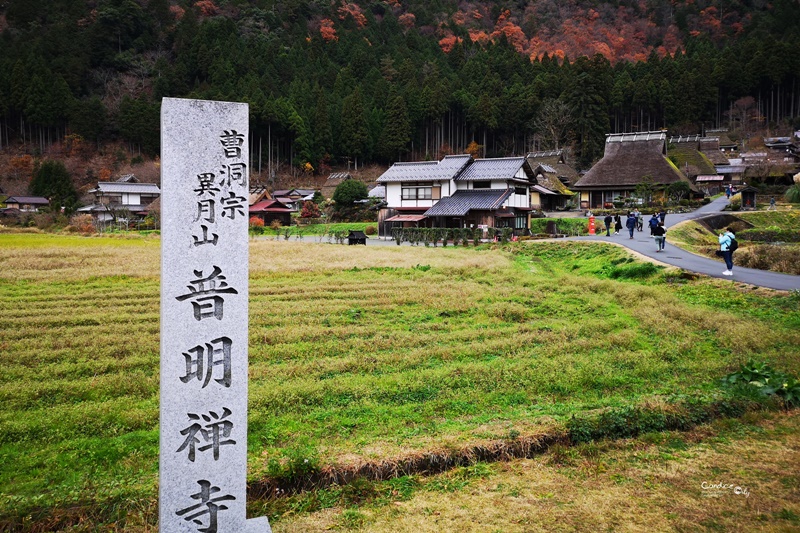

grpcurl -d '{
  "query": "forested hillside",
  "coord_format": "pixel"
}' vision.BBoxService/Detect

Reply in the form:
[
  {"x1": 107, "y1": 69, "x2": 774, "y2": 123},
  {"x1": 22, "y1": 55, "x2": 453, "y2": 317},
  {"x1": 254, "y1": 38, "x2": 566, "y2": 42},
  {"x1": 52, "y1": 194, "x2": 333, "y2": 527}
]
[{"x1": 1, "y1": 0, "x2": 799, "y2": 188}]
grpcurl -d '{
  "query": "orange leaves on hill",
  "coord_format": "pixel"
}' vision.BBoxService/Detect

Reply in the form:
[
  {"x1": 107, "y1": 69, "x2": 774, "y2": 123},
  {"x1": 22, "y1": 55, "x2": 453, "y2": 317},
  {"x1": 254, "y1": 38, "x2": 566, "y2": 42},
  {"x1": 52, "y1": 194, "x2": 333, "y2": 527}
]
[
  {"x1": 194, "y1": 0, "x2": 217, "y2": 17},
  {"x1": 170, "y1": 5, "x2": 186, "y2": 21},
  {"x1": 384, "y1": 0, "x2": 401, "y2": 7},
  {"x1": 468, "y1": 29, "x2": 489, "y2": 45},
  {"x1": 440, "y1": 1, "x2": 693, "y2": 63},
  {"x1": 490, "y1": 10, "x2": 527, "y2": 52},
  {"x1": 320, "y1": 18, "x2": 338, "y2": 42},
  {"x1": 9, "y1": 155, "x2": 33, "y2": 181},
  {"x1": 338, "y1": 2, "x2": 368, "y2": 28},
  {"x1": 398, "y1": 13, "x2": 415, "y2": 30},
  {"x1": 439, "y1": 35, "x2": 463, "y2": 53}
]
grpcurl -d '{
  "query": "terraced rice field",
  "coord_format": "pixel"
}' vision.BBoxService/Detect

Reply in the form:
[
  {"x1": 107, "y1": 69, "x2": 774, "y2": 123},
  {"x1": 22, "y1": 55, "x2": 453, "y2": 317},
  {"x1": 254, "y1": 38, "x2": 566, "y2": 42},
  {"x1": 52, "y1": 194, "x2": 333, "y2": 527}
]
[{"x1": 1, "y1": 232, "x2": 798, "y2": 530}]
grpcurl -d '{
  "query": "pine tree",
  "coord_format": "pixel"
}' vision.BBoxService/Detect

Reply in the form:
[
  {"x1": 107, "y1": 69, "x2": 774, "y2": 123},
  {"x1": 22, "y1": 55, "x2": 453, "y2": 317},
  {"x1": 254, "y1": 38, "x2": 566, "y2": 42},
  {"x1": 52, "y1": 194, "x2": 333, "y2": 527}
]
[
  {"x1": 30, "y1": 160, "x2": 78, "y2": 213},
  {"x1": 339, "y1": 87, "x2": 369, "y2": 167},
  {"x1": 377, "y1": 92, "x2": 410, "y2": 162}
]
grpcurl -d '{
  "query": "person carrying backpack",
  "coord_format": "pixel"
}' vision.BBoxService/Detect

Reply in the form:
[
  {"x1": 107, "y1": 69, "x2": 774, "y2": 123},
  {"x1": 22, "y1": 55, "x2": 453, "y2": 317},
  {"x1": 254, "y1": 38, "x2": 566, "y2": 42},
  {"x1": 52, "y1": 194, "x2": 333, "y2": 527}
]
[
  {"x1": 648, "y1": 214, "x2": 659, "y2": 235},
  {"x1": 718, "y1": 227, "x2": 737, "y2": 276}
]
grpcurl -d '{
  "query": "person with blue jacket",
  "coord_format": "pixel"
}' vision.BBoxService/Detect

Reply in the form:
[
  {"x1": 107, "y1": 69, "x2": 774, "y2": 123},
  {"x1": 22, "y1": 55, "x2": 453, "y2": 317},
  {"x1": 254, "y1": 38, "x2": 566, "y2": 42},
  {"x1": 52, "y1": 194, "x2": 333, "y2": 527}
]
[
  {"x1": 648, "y1": 213, "x2": 659, "y2": 235},
  {"x1": 625, "y1": 212, "x2": 636, "y2": 239},
  {"x1": 719, "y1": 227, "x2": 736, "y2": 276}
]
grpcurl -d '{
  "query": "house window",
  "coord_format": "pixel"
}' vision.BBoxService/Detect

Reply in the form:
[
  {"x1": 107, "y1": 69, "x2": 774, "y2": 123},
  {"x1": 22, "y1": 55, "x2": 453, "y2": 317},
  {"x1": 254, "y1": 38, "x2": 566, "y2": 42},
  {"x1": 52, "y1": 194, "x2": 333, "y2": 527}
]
[
  {"x1": 514, "y1": 187, "x2": 527, "y2": 196},
  {"x1": 402, "y1": 186, "x2": 432, "y2": 200},
  {"x1": 101, "y1": 194, "x2": 122, "y2": 205},
  {"x1": 515, "y1": 214, "x2": 527, "y2": 229},
  {"x1": 473, "y1": 181, "x2": 490, "y2": 189}
]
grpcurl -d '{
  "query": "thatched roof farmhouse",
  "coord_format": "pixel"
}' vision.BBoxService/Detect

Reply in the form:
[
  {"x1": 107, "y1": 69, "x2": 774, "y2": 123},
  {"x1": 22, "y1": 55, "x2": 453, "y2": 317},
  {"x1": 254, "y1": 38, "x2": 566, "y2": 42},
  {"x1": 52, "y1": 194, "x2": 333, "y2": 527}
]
[{"x1": 572, "y1": 131, "x2": 697, "y2": 209}]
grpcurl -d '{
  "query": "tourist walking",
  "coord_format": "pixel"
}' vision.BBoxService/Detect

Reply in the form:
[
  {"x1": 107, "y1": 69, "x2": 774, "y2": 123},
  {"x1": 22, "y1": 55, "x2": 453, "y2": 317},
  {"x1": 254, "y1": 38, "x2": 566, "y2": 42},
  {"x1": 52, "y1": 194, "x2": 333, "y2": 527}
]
[
  {"x1": 625, "y1": 212, "x2": 636, "y2": 239},
  {"x1": 652, "y1": 222, "x2": 666, "y2": 252},
  {"x1": 632, "y1": 208, "x2": 642, "y2": 231},
  {"x1": 768, "y1": 196, "x2": 776, "y2": 211},
  {"x1": 604, "y1": 214, "x2": 613, "y2": 236},
  {"x1": 648, "y1": 213, "x2": 659, "y2": 235},
  {"x1": 718, "y1": 227, "x2": 736, "y2": 276},
  {"x1": 658, "y1": 210, "x2": 666, "y2": 224},
  {"x1": 614, "y1": 214, "x2": 622, "y2": 235},
  {"x1": 725, "y1": 185, "x2": 731, "y2": 199}
]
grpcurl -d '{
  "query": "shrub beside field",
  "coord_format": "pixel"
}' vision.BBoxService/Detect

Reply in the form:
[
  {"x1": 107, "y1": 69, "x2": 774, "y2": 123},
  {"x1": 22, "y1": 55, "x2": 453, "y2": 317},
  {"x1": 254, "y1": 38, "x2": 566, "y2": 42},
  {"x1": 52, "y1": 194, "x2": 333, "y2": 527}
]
[{"x1": 0, "y1": 235, "x2": 798, "y2": 530}]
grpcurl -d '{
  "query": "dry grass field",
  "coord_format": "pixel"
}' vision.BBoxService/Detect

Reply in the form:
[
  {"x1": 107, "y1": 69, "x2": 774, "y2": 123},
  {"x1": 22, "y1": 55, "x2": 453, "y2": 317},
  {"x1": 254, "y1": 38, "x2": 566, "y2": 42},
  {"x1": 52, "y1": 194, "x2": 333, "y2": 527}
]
[{"x1": 1, "y1": 233, "x2": 798, "y2": 531}]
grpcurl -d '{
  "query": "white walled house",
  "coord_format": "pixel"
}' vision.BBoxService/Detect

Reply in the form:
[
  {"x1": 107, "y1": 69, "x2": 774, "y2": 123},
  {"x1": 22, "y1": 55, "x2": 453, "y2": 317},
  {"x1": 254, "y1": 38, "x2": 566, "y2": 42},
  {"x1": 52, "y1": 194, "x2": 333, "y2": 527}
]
[
  {"x1": 377, "y1": 155, "x2": 535, "y2": 236},
  {"x1": 78, "y1": 175, "x2": 161, "y2": 224}
]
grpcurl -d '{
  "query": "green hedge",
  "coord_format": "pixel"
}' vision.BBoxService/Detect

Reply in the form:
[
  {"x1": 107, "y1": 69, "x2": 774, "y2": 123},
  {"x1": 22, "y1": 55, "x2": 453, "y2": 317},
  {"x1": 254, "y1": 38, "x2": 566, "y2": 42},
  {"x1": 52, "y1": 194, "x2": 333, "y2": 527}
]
[{"x1": 529, "y1": 218, "x2": 591, "y2": 236}]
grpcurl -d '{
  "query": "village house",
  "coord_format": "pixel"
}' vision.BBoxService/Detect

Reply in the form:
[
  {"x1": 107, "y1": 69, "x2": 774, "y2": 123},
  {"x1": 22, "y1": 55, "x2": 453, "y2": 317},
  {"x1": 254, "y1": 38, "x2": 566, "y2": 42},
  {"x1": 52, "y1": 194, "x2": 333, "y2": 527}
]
[
  {"x1": 572, "y1": 131, "x2": 697, "y2": 209},
  {"x1": 376, "y1": 154, "x2": 534, "y2": 236},
  {"x1": 249, "y1": 184, "x2": 271, "y2": 206},
  {"x1": 321, "y1": 172, "x2": 352, "y2": 199},
  {"x1": 668, "y1": 135, "x2": 727, "y2": 195},
  {"x1": 248, "y1": 198, "x2": 293, "y2": 226},
  {"x1": 2, "y1": 195, "x2": 50, "y2": 213},
  {"x1": 77, "y1": 174, "x2": 160, "y2": 224},
  {"x1": 272, "y1": 188, "x2": 316, "y2": 211},
  {"x1": 526, "y1": 150, "x2": 578, "y2": 211}
]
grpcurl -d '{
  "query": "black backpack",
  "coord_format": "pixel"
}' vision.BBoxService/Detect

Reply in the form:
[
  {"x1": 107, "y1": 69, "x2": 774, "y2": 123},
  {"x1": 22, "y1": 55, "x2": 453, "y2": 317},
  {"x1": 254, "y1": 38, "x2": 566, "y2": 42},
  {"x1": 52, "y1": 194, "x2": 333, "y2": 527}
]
[{"x1": 729, "y1": 236, "x2": 738, "y2": 252}]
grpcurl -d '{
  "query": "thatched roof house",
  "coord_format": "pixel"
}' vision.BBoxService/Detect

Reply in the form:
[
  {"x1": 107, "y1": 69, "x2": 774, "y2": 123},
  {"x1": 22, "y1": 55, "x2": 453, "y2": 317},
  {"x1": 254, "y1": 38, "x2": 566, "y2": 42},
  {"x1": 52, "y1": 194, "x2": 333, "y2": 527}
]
[
  {"x1": 667, "y1": 136, "x2": 717, "y2": 179},
  {"x1": 698, "y1": 137, "x2": 730, "y2": 165},
  {"x1": 573, "y1": 131, "x2": 696, "y2": 209},
  {"x1": 526, "y1": 150, "x2": 577, "y2": 210},
  {"x1": 526, "y1": 150, "x2": 579, "y2": 188},
  {"x1": 322, "y1": 172, "x2": 352, "y2": 199}
]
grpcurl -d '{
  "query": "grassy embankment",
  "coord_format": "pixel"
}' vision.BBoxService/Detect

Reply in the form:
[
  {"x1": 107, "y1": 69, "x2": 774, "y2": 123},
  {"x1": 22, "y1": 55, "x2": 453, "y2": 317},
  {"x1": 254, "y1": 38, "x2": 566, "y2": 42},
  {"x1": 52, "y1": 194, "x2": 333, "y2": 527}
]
[
  {"x1": 0, "y1": 233, "x2": 798, "y2": 530},
  {"x1": 666, "y1": 210, "x2": 800, "y2": 274}
]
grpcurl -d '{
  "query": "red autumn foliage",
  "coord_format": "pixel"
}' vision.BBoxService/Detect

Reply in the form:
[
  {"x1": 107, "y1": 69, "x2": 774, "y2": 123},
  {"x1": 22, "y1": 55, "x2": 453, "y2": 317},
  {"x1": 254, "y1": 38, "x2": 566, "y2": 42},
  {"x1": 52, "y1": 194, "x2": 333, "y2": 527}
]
[
  {"x1": 438, "y1": 34, "x2": 463, "y2": 53},
  {"x1": 337, "y1": 3, "x2": 368, "y2": 29},
  {"x1": 300, "y1": 201, "x2": 321, "y2": 218},
  {"x1": 170, "y1": 5, "x2": 186, "y2": 21},
  {"x1": 319, "y1": 18, "x2": 338, "y2": 42},
  {"x1": 194, "y1": 1, "x2": 217, "y2": 17},
  {"x1": 451, "y1": 11, "x2": 466, "y2": 25},
  {"x1": 490, "y1": 10, "x2": 527, "y2": 53},
  {"x1": 9, "y1": 155, "x2": 33, "y2": 180},
  {"x1": 469, "y1": 29, "x2": 489, "y2": 45},
  {"x1": 398, "y1": 13, "x2": 415, "y2": 30}
]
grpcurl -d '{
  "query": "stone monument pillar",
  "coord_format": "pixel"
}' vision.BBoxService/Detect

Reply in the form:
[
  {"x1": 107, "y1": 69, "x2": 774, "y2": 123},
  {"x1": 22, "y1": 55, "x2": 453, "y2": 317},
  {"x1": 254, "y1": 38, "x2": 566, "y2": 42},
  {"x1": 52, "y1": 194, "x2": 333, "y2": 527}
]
[{"x1": 160, "y1": 97, "x2": 270, "y2": 533}]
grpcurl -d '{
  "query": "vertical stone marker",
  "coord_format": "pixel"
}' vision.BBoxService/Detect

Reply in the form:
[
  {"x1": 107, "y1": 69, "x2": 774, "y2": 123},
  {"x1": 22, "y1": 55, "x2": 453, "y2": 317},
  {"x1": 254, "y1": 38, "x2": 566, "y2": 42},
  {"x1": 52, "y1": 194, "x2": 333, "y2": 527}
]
[{"x1": 160, "y1": 98, "x2": 270, "y2": 533}]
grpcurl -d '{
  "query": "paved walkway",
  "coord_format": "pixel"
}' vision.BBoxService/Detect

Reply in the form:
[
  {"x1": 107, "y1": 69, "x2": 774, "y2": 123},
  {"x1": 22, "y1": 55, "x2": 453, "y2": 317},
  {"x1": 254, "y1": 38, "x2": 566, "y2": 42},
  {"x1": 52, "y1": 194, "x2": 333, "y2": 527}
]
[
  {"x1": 571, "y1": 197, "x2": 800, "y2": 291},
  {"x1": 261, "y1": 197, "x2": 799, "y2": 291}
]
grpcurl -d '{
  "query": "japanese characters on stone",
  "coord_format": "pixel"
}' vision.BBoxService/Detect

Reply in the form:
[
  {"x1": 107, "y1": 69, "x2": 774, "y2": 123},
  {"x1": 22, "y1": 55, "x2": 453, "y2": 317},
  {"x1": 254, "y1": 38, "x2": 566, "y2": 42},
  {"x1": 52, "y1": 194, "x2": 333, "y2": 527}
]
[
  {"x1": 192, "y1": 131, "x2": 248, "y2": 248},
  {"x1": 161, "y1": 99, "x2": 270, "y2": 533}
]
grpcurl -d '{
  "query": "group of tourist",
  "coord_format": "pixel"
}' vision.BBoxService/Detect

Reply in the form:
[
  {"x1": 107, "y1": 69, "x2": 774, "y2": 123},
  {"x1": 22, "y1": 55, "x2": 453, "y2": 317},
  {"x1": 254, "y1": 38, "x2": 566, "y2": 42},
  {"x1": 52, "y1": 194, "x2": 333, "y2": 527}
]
[
  {"x1": 597, "y1": 206, "x2": 737, "y2": 276},
  {"x1": 603, "y1": 209, "x2": 667, "y2": 251}
]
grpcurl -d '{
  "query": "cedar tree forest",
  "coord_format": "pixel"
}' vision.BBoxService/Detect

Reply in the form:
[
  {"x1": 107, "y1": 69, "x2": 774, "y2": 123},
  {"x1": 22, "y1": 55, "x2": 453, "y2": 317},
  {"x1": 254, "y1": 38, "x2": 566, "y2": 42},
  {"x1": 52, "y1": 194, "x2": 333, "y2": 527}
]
[{"x1": 0, "y1": 0, "x2": 799, "y2": 180}]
